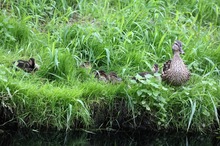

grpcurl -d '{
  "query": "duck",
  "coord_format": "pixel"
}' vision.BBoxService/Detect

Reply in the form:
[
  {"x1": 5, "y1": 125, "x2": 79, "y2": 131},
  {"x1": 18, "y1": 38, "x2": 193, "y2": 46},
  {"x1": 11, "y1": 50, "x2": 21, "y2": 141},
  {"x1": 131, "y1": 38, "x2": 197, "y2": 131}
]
[
  {"x1": 80, "y1": 61, "x2": 92, "y2": 69},
  {"x1": 108, "y1": 72, "x2": 122, "y2": 83},
  {"x1": 94, "y1": 70, "x2": 109, "y2": 82},
  {"x1": 13, "y1": 58, "x2": 39, "y2": 73},
  {"x1": 132, "y1": 64, "x2": 159, "y2": 82},
  {"x1": 161, "y1": 40, "x2": 190, "y2": 86},
  {"x1": 80, "y1": 61, "x2": 92, "y2": 74}
]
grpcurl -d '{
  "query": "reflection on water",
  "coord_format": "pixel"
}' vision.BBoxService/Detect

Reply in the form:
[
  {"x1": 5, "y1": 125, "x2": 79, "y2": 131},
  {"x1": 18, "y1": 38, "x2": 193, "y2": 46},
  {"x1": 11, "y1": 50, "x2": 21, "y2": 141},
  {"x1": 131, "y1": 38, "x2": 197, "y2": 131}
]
[{"x1": 0, "y1": 129, "x2": 219, "y2": 146}]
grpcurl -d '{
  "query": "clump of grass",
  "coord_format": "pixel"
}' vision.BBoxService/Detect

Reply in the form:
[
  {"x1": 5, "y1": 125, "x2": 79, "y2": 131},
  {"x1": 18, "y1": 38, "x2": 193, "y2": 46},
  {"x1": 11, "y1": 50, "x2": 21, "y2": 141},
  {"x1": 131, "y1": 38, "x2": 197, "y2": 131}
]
[{"x1": 0, "y1": 14, "x2": 31, "y2": 49}]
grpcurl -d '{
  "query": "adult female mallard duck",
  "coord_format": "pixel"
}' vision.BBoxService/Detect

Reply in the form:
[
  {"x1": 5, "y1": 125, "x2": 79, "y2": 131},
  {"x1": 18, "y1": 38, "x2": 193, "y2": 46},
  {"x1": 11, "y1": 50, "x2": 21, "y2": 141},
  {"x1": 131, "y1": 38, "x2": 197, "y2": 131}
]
[
  {"x1": 161, "y1": 40, "x2": 190, "y2": 86},
  {"x1": 13, "y1": 58, "x2": 39, "y2": 73}
]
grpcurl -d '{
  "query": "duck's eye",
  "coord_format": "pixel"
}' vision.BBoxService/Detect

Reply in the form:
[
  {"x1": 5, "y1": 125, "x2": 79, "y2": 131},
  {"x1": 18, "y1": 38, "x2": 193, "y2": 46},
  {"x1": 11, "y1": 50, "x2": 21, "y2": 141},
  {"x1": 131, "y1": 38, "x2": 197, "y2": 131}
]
[{"x1": 174, "y1": 43, "x2": 180, "y2": 48}]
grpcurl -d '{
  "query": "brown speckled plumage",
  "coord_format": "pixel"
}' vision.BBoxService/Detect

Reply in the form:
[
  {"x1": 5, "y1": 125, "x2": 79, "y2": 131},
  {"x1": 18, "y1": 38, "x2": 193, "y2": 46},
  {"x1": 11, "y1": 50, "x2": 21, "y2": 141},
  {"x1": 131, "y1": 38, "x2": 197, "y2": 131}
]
[
  {"x1": 108, "y1": 72, "x2": 122, "y2": 83},
  {"x1": 94, "y1": 70, "x2": 109, "y2": 82},
  {"x1": 95, "y1": 70, "x2": 122, "y2": 83},
  {"x1": 162, "y1": 40, "x2": 190, "y2": 86}
]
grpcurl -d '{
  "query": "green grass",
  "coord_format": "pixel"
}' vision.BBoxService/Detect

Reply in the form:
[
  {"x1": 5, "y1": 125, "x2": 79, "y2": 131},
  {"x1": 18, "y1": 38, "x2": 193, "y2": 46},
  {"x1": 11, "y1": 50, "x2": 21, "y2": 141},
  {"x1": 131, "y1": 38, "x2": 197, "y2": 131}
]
[{"x1": 0, "y1": 0, "x2": 220, "y2": 133}]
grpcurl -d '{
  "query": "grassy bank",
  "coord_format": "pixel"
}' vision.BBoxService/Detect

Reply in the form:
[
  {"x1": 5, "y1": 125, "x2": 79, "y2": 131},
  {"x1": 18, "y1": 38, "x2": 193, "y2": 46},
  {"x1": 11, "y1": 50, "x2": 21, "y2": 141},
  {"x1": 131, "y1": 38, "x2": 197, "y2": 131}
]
[{"x1": 0, "y1": 0, "x2": 220, "y2": 133}]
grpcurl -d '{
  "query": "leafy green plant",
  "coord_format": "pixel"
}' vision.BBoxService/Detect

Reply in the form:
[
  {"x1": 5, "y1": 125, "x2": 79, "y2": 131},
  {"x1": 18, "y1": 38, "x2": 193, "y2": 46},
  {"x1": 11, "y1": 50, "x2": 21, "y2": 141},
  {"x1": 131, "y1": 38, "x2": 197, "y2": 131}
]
[{"x1": 131, "y1": 73, "x2": 169, "y2": 128}]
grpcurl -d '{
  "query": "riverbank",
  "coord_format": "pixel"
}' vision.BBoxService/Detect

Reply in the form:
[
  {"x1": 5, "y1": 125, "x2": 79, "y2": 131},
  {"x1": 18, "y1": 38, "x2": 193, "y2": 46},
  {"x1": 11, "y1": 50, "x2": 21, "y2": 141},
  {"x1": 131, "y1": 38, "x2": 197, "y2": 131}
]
[
  {"x1": 0, "y1": 0, "x2": 220, "y2": 133},
  {"x1": 0, "y1": 76, "x2": 219, "y2": 133}
]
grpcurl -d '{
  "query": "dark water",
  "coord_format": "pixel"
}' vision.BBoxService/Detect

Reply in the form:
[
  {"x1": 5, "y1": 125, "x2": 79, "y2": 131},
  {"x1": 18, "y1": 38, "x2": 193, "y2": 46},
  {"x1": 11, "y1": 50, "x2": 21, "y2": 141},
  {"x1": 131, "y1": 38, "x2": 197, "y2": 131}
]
[{"x1": 0, "y1": 129, "x2": 219, "y2": 146}]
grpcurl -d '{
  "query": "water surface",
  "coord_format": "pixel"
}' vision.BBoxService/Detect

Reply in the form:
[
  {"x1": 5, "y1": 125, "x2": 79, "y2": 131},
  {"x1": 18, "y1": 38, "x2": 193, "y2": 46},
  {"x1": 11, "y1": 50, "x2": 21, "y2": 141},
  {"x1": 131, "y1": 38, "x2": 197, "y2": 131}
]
[{"x1": 0, "y1": 130, "x2": 219, "y2": 146}]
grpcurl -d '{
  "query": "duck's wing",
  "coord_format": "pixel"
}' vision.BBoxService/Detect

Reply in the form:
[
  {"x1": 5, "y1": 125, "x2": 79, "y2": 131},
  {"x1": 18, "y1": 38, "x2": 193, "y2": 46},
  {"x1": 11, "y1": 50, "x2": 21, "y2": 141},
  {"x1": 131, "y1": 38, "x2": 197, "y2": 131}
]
[
  {"x1": 15, "y1": 60, "x2": 30, "y2": 69},
  {"x1": 186, "y1": 65, "x2": 191, "y2": 80},
  {"x1": 162, "y1": 59, "x2": 172, "y2": 73},
  {"x1": 109, "y1": 72, "x2": 122, "y2": 82}
]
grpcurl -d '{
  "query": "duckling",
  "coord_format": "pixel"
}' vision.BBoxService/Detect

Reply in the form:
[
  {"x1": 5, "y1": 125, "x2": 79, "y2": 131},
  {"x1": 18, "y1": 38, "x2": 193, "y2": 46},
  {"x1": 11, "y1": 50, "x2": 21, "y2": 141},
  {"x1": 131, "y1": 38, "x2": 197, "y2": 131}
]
[
  {"x1": 80, "y1": 61, "x2": 92, "y2": 74},
  {"x1": 80, "y1": 61, "x2": 92, "y2": 69},
  {"x1": 108, "y1": 72, "x2": 122, "y2": 83},
  {"x1": 161, "y1": 40, "x2": 190, "y2": 86},
  {"x1": 132, "y1": 64, "x2": 159, "y2": 81},
  {"x1": 94, "y1": 70, "x2": 109, "y2": 82},
  {"x1": 13, "y1": 58, "x2": 39, "y2": 73},
  {"x1": 138, "y1": 64, "x2": 159, "y2": 77}
]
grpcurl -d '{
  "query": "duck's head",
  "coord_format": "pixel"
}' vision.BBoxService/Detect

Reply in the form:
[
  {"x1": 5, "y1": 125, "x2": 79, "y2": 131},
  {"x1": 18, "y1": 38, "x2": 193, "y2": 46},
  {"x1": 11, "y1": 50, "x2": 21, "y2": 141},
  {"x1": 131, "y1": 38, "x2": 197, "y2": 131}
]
[
  {"x1": 29, "y1": 58, "x2": 39, "y2": 71},
  {"x1": 28, "y1": 58, "x2": 35, "y2": 68},
  {"x1": 172, "y1": 40, "x2": 184, "y2": 54},
  {"x1": 153, "y1": 64, "x2": 159, "y2": 73},
  {"x1": 80, "y1": 62, "x2": 92, "y2": 69}
]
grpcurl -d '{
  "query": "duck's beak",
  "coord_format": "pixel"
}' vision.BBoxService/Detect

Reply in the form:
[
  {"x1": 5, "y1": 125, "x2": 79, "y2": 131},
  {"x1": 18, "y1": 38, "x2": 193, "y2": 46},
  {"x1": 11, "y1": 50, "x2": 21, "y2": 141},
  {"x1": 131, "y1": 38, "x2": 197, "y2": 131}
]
[
  {"x1": 35, "y1": 63, "x2": 40, "y2": 70},
  {"x1": 117, "y1": 78, "x2": 122, "y2": 82}
]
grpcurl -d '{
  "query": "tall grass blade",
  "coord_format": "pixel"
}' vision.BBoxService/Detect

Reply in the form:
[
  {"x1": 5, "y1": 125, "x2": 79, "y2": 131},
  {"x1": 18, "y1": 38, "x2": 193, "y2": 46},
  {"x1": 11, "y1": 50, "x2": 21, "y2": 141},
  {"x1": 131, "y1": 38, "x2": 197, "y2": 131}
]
[
  {"x1": 187, "y1": 99, "x2": 196, "y2": 132},
  {"x1": 209, "y1": 92, "x2": 219, "y2": 126},
  {"x1": 66, "y1": 103, "x2": 72, "y2": 131},
  {"x1": 104, "y1": 48, "x2": 111, "y2": 70}
]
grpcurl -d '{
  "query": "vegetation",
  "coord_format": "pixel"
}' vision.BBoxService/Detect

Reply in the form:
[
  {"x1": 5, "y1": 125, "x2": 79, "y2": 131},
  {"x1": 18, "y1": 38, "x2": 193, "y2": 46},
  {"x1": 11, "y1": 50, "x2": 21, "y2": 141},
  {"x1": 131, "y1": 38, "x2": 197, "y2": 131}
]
[{"x1": 0, "y1": 0, "x2": 220, "y2": 133}]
